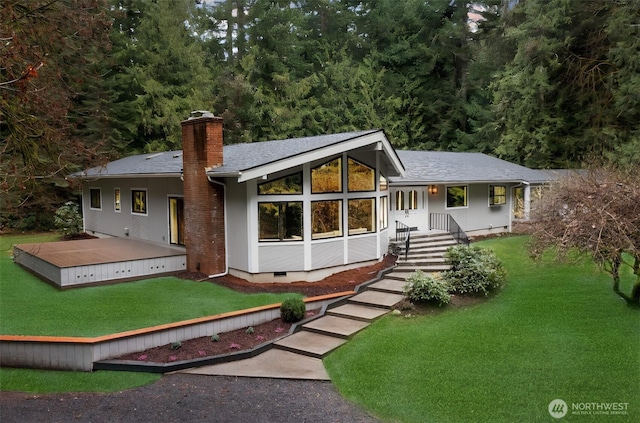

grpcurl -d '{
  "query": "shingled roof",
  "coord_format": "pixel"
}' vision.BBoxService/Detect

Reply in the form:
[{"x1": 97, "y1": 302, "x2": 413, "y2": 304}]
[
  {"x1": 75, "y1": 130, "x2": 384, "y2": 178},
  {"x1": 390, "y1": 150, "x2": 550, "y2": 185}
]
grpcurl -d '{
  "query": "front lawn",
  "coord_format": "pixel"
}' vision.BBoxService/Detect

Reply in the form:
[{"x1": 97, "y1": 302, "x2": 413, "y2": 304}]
[
  {"x1": 0, "y1": 234, "x2": 300, "y2": 337},
  {"x1": 325, "y1": 236, "x2": 639, "y2": 423}
]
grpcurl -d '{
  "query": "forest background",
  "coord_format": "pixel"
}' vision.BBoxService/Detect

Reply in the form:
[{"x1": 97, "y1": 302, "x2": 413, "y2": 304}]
[{"x1": 1, "y1": 0, "x2": 639, "y2": 228}]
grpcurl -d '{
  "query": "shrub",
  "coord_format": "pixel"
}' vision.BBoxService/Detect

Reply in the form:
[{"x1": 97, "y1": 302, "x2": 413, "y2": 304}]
[
  {"x1": 403, "y1": 270, "x2": 451, "y2": 306},
  {"x1": 54, "y1": 201, "x2": 83, "y2": 236},
  {"x1": 442, "y1": 244, "x2": 506, "y2": 295},
  {"x1": 171, "y1": 341, "x2": 182, "y2": 350},
  {"x1": 210, "y1": 334, "x2": 220, "y2": 342},
  {"x1": 280, "y1": 297, "x2": 306, "y2": 323}
]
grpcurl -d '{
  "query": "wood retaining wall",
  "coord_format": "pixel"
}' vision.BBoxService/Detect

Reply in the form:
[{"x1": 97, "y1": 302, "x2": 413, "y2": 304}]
[{"x1": 0, "y1": 292, "x2": 352, "y2": 371}]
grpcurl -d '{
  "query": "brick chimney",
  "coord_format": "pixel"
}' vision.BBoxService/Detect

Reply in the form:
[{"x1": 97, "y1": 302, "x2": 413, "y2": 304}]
[{"x1": 181, "y1": 111, "x2": 226, "y2": 276}]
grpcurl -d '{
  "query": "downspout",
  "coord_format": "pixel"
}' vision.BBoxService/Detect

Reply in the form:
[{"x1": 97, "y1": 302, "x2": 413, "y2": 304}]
[{"x1": 206, "y1": 176, "x2": 229, "y2": 278}]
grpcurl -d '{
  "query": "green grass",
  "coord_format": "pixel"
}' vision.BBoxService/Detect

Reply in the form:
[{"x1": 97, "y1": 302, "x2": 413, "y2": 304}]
[
  {"x1": 0, "y1": 233, "x2": 299, "y2": 393},
  {"x1": 0, "y1": 234, "x2": 299, "y2": 337},
  {"x1": 325, "y1": 236, "x2": 639, "y2": 423},
  {"x1": 0, "y1": 368, "x2": 160, "y2": 393}
]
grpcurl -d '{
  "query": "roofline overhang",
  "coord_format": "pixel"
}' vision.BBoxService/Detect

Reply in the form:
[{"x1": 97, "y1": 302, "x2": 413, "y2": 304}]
[
  {"x1": 228, "y1": 130, "x2": 405, "y2": 183},
  {"x1": 389, "y1": 179, "x2": 534, "y2": 186},
  {"x1": 69, "y1": 173, "x2": 182, "y2": 180}
]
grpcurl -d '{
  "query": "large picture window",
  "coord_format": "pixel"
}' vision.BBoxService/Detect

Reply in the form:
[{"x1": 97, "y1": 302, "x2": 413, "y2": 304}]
[
  {"x1": 259, "y1": 202, "x2": 303, "y2": 241},
  {"x1": 258, "y1": 172, "x2": 302, "y2": 195},
  {"x1": 348, "y1": 198, "x2": 375, "y2": 235},
  {"x1": 312, "y1": 157, "x2": 342, "y2": 193},
  {"x1": 312, "y1": 200, "x2": 342, "y2": 239},
  {"x1": 348, "y1": 158, "x2": 375, "y2": 192},
  {"x1": 446, "y1": 185, "x2": 468, "y2": 208},
  {"x1": 132, "y1": 189, "x2": 147, "y2": 214},
  {"x1": 489, "y1": 185, "x2": 507, "y2": 206}
]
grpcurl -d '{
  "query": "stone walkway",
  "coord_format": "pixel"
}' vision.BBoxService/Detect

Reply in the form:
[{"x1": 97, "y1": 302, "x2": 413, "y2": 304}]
[{"x1": 180, "y1": 276, "x2": 407, "y2": 380}]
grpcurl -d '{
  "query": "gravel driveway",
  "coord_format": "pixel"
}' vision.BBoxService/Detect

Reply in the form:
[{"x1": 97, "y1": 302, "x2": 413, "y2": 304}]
[{"x1": 0, "y1": 374, "x2": 382, "y2": 423}]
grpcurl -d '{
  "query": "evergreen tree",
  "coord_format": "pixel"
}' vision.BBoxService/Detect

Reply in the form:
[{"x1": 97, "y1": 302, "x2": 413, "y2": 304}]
[
  {"x1": 490, "y1": 0, "x2": 640, "y2": 168},
  {"x1": 107, "y1": 0, "x2": 215, "y2": 153}
]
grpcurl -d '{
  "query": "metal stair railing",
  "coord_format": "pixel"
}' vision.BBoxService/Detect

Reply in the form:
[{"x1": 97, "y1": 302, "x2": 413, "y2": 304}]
[
  {"x1": 428, "y1": 213, "x2": 470, "y2": 245},
  {"x1": 395, "y1": 220, "x2": 411, "y2": 261}
]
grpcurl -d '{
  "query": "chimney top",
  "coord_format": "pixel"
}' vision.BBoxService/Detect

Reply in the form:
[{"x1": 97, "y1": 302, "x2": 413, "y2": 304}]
[{"x1": 189, "y1": 110, "x2": 215, "y2": 119}]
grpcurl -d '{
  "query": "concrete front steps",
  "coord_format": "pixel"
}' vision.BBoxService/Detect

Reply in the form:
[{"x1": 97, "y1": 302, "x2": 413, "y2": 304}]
[
  {"x1": 388, "y1": 232, "x2": 457, "y2": 280},
  {"x1": 272, "y1": 278, "x2": 405, "y2": 359}
]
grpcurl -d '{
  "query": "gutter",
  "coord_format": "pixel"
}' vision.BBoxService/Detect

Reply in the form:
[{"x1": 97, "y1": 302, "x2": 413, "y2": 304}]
[{"x1": 206, "y1": 176, "x2": 229, "y2": 278}]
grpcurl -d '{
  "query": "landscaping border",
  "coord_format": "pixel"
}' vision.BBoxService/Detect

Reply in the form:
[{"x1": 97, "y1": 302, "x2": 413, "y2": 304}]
[{"x1": 0, "y1": 293, "x2": 352, "y2": 372}]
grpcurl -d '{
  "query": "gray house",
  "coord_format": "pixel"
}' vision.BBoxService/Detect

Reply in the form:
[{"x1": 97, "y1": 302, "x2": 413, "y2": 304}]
[{"x1": 71, "y1": 113, "x2": 549, "y2": 282}]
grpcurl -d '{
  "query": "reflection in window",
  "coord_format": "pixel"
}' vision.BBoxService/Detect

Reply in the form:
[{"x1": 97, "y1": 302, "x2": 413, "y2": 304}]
[
  {"x1": 446, "y1": 186, "x2": 468, "y2": 208},
  {"x1": 379, "y1": 174, "x2": 388, "y2": 191},
  {"x1": 395, "y1": 191, "x2": 404, "y2": 210},
  {"x1": 348, "y1": 198, "x2": 375, "y2": 235},
  {"x1": 348, "y1": 158, "x2": 375, "y2": 192},
  {"x1": 312, "y1": 200, "x2": 342, "y2": 239},
  {"x1": 379, "y1": 196, "x2": 388, "y2": 230},
  {"x1": 90, "y1": 188, "x2": 101, "y2": 210},
  {"x1": 489, "y1": 185, "x2": 506, "y2": 206},
  {"x1": 513, "y1": 186, "x2": 525, "y2": 218},
  {"x1": 312, "y1": 158, "x2": 342, "y2": 193},
  {"x1": 258, "y1": 172, "x2": 302, "y2": 194},
  {"x1": 259, "y1": 202, "x2": 303, "y2": 241},
  {"x1": 132, "y1": 189, "x2": 147, "y2": 214},
  {"x1": 408, "y1": 190, "x2": 418, "y2": 209}
]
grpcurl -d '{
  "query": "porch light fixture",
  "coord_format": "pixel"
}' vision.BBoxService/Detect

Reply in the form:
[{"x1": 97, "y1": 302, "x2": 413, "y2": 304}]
[{"x1": 428, "y1": 185, "x2": 438, "y2": 195}]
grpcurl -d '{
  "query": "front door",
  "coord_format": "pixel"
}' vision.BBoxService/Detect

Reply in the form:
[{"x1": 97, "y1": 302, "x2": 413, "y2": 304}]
[
  {"x1": 390, "y1": 188, "x2": 428, "y2": 235},
  {"x1": 169, "y1": 197, "x2": 185, "y2": 246}
]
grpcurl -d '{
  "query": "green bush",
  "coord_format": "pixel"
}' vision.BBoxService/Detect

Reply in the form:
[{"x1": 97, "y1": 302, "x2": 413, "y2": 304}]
[
  {"x1": 403, "y1": 270, "x2": 451, "y2": 306},
  {"x1": 54, "y1": 201, "x2": 83, "y2": 236},
  {"x1": 443, "y1": 244, "x2": 506, "y2": 295},
  {"x1": 280, "y1": 297, "x2": 306, "y2": 322}
]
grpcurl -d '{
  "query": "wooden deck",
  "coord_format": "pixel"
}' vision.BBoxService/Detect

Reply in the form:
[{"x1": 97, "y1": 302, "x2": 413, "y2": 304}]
[{"x1": 14, "y1": 238, "x2": 186, "y2": 288}]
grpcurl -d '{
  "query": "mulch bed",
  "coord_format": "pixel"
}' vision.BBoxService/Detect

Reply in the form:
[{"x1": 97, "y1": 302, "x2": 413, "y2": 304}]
[{"x1": 115, "y1": 255, "x2": 397, "y2": 364}]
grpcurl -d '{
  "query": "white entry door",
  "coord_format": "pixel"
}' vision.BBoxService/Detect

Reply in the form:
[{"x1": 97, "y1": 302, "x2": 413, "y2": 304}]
[{"x1": 390, "y1": 188, "x2": 428, "y2": 235}]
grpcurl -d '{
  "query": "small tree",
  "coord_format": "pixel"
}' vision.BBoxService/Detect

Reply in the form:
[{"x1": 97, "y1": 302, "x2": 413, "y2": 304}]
[
  {"x1": 529, "y1": 166, "x2": 640, "y2": 305},
  {"x1": 54, "y1": 201, "x2": 83, "y2": 237}
]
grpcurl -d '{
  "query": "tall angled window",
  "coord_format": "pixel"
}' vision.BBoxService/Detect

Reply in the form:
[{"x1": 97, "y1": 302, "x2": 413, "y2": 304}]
[
  {"x1": 258, "y1": 172, "x2": 302, "y2": 195},
  {"x1": 489, "y1": 185, "x2": 506, "y2": 206},
  {"x1": 312, "y1": 200, "x2": 342, "y2": 239},
  {"x1": 348, "y1": 198, "x2": 375, "y2": 235},
  {"x1": 379, "y1": 174, "x2": 388, "y2": 191},
  {"x1": 312, "y1": 157, "x2": 342, "y2": 193},
  {"x1": 446, "y1": 185, "x2": 468, "y2": 208},
  {"x1": 348, "y1": 158, "x2": 375, "y2": 192},
  {"x1": 90, "y1": 188, "x2": 101, "y2": 210},
  {"x1": 259, "y1": 202, "x2": 303, "y2": 241},
  {"x1": 132, "y1": 189, "x2": 147, "y2": 214}
]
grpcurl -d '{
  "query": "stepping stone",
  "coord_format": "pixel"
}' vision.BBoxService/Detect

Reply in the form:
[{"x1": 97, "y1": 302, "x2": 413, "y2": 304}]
[
  {"x1": 180, "y1": 349, "x2": 330, "y2": 380},
  {"x1": 328, "y1": 303, "x2": 389, "y2": 322},
  {"x1": 274, "y1": 331, "x2": 346, "y2": 358},
  {"x1": 368, "y1": 278, "x2": 406, "y2": 294},
  {"x1": 302, "y1": 315, "x2": 369, "y2": 339},
  {"x1": 349, "y1": 290, "x2": 405, "y2": 309}
]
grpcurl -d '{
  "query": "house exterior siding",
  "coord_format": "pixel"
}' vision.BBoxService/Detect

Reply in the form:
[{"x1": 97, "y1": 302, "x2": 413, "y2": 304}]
[{"x1": 82, "y1": 177, "x2": 183, "y2": 243}]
